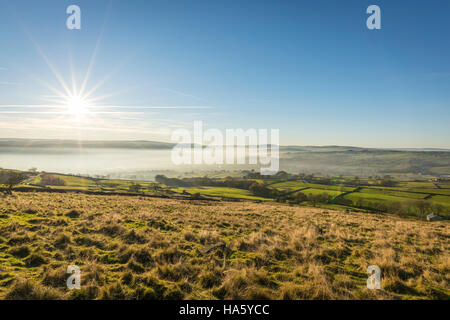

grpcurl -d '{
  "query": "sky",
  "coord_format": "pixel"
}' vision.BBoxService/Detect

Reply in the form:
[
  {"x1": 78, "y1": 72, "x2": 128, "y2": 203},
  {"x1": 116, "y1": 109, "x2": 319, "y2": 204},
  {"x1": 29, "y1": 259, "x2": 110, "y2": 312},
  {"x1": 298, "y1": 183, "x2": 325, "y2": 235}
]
[{"x1": 0, "y1": 0, "x2": 449, "y2": 148}]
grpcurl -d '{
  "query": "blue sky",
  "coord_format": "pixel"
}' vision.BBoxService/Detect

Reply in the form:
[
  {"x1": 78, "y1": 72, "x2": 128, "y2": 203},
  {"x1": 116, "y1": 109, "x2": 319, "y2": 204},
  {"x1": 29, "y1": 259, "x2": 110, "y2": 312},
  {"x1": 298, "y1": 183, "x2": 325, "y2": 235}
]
[{"x1": 0, "y1": 0, "x2": 449, "y2": 147}]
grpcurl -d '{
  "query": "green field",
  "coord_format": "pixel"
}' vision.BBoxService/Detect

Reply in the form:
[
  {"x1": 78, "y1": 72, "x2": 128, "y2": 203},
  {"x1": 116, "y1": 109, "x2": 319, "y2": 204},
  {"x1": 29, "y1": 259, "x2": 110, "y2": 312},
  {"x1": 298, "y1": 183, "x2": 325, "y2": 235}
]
[
  {"x1": 396, "y1": 181, "x2": 438, "y2": 189},
  {"x1": 339, "y1": 188, "x2": 450, "y2": 217},
  {"x1": 172, "y1": 187, "x2": 271, "y2": 201},
  {"x1": 271, "y1": 181, "x2": 356, "y2": 193},
  {"x1": 269, "y1": 181, "x2": 306, "y2": 191},
  {"x1": 404, "y1": 189, "x2": 450, "y2": 196},
  {"x1": 344, "y1": 192, "x2": 415, "y2": 204},
  {"x1": 14, "y1": 172, "x2": 160, "y2": 194},
  {"x1": 429, "y1": 195, "x2": 450, "y2": 206},
  {"x1": 357, "y1": 188, "x2": 429, "y2": 200},
  {"x1": 299, "y1": 188, "x2": 342, "y2": 198}
]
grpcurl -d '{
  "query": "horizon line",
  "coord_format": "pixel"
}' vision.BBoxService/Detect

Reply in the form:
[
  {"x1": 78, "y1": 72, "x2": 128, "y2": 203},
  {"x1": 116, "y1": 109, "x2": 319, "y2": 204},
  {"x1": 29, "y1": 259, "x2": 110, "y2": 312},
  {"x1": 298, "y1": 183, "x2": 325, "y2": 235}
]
[{"x1": 0, "y1": 137, "x2": 449, "y2": 151}]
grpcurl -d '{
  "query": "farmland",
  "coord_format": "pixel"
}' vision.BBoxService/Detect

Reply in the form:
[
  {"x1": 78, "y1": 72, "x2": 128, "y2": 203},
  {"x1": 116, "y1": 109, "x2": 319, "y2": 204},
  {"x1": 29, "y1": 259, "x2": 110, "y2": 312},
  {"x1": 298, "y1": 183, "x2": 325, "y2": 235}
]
[
  {"x1": 2, "y1": 169, "x2": 450, "y2": 219},
  {"x1": 171, "y1": 187, "x2": 270, "y2": 201}
]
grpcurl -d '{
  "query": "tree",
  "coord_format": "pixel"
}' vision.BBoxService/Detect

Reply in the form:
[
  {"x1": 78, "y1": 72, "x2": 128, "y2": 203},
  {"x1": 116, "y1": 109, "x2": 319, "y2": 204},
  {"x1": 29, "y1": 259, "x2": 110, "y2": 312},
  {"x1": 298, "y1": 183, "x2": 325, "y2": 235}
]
[
  {"x1": 295, "y1": 192, "x2": 308, "y2": 203},
  {"x1": 308, "y1": 193, "x2": 330, "y2": 207},
  {"x1": 317, "y1": 193, "x2": 330, "y2": 204},
  {"x1": 387, "y1": 201, "x2": 403, "y2": 215},
  {"x1": 379, "y1": 178, "x2": 396, "y2": 187},
  {"x1": 275, "y1": 171, "x2": 289, "y2": 179},
  {"x1": 432, "y1": 203, "x2": 445, "y2": 215},
  {"x1": 415, "y1": 200, "x2": 432, "y2": 219},
  {"x1": 151, "y1": 184, "x2": 162, "y2": 192},
  {"x1": 154, "y1": 175, "x2": 190, "y2": 187},
  {"x1": 308, "y1": 193, "x2": 320, "y2": 207},
  {"x1": 335, "y1": 197, "x2": 353, "y2": 206},
  {"x1": 191, "y1": 192, "x2": 201, "y2": 200},
  {"x1": 129, "y1": 183, "x2": 142, "y2": 193},
  {"x1": 249, "y1": 182, "x2": 277, "y2": 198},
  {"x1": 0, "y1": 172, "x2": 28, "y2": 195},
  {"x1": 40, "y1": 174, "x2": 66, "y2": 186}
]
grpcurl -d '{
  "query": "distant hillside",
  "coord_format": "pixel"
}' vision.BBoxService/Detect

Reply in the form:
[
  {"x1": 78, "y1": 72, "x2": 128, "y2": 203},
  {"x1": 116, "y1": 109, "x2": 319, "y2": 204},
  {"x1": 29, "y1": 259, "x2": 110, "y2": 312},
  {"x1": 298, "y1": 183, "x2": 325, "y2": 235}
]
[
  {"x1": 0, "y1": 139, "x2": 174, "y2": 149},
  {"x1": 281, "y1": 145, "x2": 450, "y2": 152},
  {"x1": 0, "y1": 139, "x2": 449, "y2": 177},
  {"x1": 281, "y1": 149, "x2": 450, "y2": 177},
  {"x1": 1, "y1": 139, "x2": 448, "y2": 152}
]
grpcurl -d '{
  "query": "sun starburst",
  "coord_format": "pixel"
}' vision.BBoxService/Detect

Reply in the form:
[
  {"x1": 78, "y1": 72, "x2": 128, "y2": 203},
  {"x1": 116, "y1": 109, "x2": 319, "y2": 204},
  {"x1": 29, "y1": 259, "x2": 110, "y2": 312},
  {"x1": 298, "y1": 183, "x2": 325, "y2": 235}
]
[{"x1": 66, "y1": 96, "x2": 90, "y2": 115}]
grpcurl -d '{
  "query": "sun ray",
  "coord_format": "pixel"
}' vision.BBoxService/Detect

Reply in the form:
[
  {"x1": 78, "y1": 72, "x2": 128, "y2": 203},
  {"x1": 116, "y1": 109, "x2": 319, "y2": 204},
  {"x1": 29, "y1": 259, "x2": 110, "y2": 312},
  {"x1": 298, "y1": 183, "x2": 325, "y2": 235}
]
[
  {"x1": 78, "y1": 33, "x2": 102, "y2": 98},
  {"x1": 31, "y1": 76, "x2": 69, "y2": 99},
  {"x1": 5, "y1": 0, "x2": 215, "y2": 128},
  {"x1": 69, "y1": 48, "x2": 78, "y2": 97},
  {"x1": 87, "y1": 105, "x2": 213, "y2": 109},
  {"x1": 81, "y1": 52, "x2": 132, "y2": 100},
  {"x1": 81, "y1": 67, "x2": 120, "y2": 101},
  {"x1": 84, "y1": 83, "x2": 145, "y2": 105},
  {"x1": 40, "y1": 97, "x2": 70, "y2": 105},
  {"x1": 26, "y1": 33, "x2": 72, "y2": 97},
  {"x1": 78, "y1": 3, "x2": 111, "y2": 98}
]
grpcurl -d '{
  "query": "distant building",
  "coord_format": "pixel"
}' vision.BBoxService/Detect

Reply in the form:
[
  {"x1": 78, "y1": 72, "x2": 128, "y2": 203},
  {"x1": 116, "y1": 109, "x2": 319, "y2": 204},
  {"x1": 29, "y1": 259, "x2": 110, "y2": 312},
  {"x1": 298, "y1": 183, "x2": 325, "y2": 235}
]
[
  {"x1": 427, "y1": 214, "x2": 443, "y2": 222},
  {"x1": 431, "y1": 175, "x2": 450, "y2": 182}
]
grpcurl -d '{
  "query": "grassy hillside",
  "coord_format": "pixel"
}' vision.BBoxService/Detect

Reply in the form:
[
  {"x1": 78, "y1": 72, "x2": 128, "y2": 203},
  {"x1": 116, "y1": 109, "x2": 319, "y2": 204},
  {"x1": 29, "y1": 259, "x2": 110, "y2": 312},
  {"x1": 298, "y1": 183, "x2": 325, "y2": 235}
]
[{"x1": 0, "y1": 192, "x2": 448, "y2": 300}]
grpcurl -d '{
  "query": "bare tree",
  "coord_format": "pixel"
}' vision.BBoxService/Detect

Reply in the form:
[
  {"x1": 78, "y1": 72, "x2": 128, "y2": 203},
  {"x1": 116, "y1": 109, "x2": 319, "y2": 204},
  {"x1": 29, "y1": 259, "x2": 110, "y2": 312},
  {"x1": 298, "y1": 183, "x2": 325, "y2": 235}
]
[
  {"x1": 0, "y1": 172, "x2": 28, "y2": 195},
  {"x1": 129, "y1": 183, "x2": 142, "y2": 193},
  {"x1": 415, "y1": 200, "x2": 432, "y2": 219},
  {"x1": 295, "y1": 192, "x2": 308, "y2": 203}
]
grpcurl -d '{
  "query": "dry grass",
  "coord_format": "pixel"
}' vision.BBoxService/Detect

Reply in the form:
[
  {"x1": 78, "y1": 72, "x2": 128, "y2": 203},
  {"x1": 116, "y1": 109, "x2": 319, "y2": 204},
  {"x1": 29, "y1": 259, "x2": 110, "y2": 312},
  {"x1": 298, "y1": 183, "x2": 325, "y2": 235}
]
[{"x1": 0, "y1": 192, "x2": 448, "y2": 300}]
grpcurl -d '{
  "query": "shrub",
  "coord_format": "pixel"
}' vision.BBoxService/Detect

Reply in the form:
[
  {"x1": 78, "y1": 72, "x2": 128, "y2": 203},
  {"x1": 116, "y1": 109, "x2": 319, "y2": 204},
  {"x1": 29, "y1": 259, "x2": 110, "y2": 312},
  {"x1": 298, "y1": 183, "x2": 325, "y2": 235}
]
[{"x1": 39, "y1": 174, "x2": 66, "y2": 186}]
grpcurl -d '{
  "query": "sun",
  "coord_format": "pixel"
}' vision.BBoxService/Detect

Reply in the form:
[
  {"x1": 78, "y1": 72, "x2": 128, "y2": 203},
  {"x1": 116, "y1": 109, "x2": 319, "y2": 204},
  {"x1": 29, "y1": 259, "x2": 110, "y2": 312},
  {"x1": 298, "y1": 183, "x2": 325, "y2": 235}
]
[{"x1": 66, "y1": 96, "x2": 90, "y2": 115}]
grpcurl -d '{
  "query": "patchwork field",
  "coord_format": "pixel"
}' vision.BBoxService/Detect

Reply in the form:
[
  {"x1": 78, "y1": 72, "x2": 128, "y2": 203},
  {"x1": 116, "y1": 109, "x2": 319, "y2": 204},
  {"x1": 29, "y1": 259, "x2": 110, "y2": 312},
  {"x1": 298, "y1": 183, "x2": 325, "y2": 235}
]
[
  {"x1": 172, "y1": 187, "x2": 270, "y2": 201},
  {"x1": 0, "y1": 192, "x2": 448, "y2": 300},
  {"x1": 4, "y1": 170, "x2": 449, "y2": 219},
  {"x1": 26, "y1": 174, "x2": 158, "y2": 193}
]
